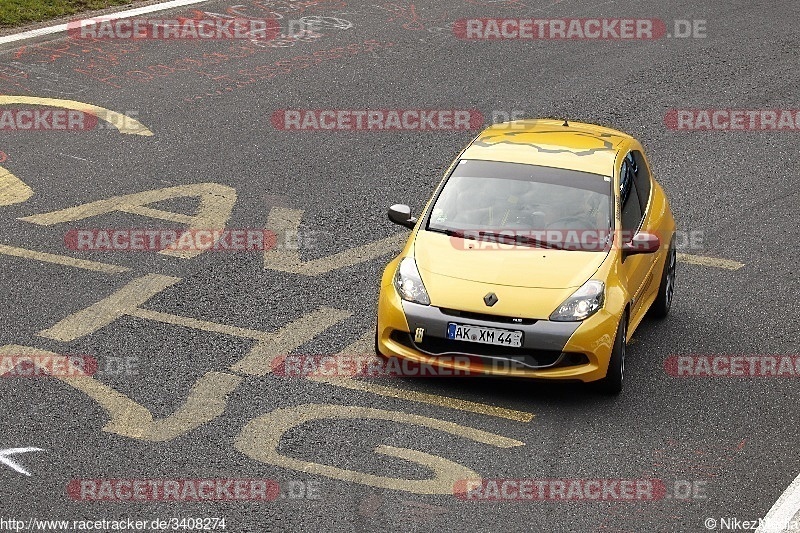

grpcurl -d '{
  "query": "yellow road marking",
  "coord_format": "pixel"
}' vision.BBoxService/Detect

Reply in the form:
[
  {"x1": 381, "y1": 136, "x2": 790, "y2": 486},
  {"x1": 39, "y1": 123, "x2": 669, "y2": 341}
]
[
  {"x1": 0, "y1": 344, "x2": 241, "y2": 442},
  {"x1": 40, "y1": 274, "x2": 352, "y2": 376},
  {"x1": 311, "y1": 331, "x2": 535, "y2": 423},
  {"x1": 31, "y1": 274, "x2": 354, "y2": 440},
  {"x1": 132, "y1": 308, "x2": 272, "y2": 341},
  {"x1": 677, "y1": 253, "x2": 744, "y2": 271},
  {"x1": 0, "y1": 166, "x2": 33, "y2": 206},
  {"x1": 235, "y1": 403, "x2": 523, "y2": 494},
  {"x1": 316, "y1": 377, "x2": 534, "y2": 423},
  {"x1": 0, "y1": 96, "x2": 153, "y2": 136},
  {"x1": 124, "y1": 206, "x2": 196, "y2": 224},
  {"x1": 68, "y1": 370, "x2": 243, "y2": 441},
  {"x1": 19, "y1": 183, "x2": 237, "y2": 259},
  {"x1": 8, "y1": 279, "x2": 531, "y2": 493},
  {"x1": 15, "y1": 306, "x2": 351, "y2": 440},
  {"x1": 264, "y1": 207, "x2": 407, "y2": 275},
  {"x1": 0, "y1": 244, "x2": 130, "y2": 274},
  {"x1": 230, "y1": 307, "x2": 352, "y2": 376},
  {"x1": 39, "y1": 274, "x2": 182, "y2": 342}
]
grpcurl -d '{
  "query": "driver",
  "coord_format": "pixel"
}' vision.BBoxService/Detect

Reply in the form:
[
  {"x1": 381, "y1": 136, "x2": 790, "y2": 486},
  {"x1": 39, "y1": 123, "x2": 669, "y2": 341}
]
[{"x1": 544, "y1": 188, "x2": 600, "y2": 230}]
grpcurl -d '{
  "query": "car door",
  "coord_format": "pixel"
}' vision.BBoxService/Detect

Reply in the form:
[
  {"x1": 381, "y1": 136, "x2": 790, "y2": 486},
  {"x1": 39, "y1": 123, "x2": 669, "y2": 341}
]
[{"x1": 617, "y1": 151, "x2": 657, "y2": 325}]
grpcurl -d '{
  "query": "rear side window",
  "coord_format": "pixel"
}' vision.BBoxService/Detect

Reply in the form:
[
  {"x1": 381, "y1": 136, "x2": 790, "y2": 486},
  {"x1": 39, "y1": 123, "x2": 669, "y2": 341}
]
[
  {"x1": 630, "y1": 150, "x2": 652, "y2": 213},
  {"x1": 620, "y1": 155, "x2": 643, "y2": 232}
]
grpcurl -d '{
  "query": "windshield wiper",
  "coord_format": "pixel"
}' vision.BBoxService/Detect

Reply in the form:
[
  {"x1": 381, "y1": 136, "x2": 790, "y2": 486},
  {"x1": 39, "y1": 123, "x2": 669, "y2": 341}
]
[
  {"x1": 470, "y1": 231, "x2": 565, "y2": 250},
  {"x1": 429, "y1": 228, "x2": 570, "y2": 250},
  {"x1": 427, "y1": 227, "x2": 464, "y2": 237}
]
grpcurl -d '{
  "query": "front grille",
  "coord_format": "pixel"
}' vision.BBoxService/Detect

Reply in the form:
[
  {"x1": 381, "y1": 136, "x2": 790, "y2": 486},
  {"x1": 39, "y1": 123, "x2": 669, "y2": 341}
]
[
  {"x1": 389, "y1": 331, "x2": 587, "y2": 369},
  {"x1": 439, "y1": 308, "x2": 537, "y2": 325}
]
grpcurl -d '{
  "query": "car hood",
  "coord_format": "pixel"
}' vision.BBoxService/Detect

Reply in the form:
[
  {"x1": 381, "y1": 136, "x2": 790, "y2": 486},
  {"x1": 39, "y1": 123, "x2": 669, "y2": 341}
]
[{"x1": 414, "y1": 230, "x2": 607, "y2": 290}]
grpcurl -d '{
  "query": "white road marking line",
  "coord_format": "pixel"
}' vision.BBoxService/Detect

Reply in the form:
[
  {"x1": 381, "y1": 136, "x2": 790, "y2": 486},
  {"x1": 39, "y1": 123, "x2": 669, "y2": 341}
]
[
  {"x1": 61, "y1": 154, "x2": 92, "y2": 163},
  {"x1": 0, "y1": 447, "x2": 44, "y2": 476},
  {"x1": 0, "y1": 0, "x2": 211, "y2": 45},
  {"x1": 756, "y1": 473, "x2": 800, "y2": 533}
]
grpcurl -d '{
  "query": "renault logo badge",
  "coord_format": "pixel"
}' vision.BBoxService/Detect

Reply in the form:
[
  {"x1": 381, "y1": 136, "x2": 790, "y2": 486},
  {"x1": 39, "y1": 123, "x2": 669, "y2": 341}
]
[{"x1": 483, "y1": 293, "x2": 498, "y2": 306}]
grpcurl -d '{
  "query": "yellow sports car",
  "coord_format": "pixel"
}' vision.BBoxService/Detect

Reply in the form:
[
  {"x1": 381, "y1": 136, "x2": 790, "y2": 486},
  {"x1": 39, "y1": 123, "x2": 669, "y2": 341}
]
[{"x1": 376, "y1": 119, "x2": 676, "y2": 393}]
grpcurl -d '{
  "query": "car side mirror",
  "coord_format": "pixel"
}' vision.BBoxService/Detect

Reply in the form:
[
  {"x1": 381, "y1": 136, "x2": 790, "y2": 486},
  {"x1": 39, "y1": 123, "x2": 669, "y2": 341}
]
[
  {"x1": 622, "y1": 231, "x2": 660, "y2": 256},
  {"x1": 388, "y1": 204, "x2": 417, "y2": 229}
]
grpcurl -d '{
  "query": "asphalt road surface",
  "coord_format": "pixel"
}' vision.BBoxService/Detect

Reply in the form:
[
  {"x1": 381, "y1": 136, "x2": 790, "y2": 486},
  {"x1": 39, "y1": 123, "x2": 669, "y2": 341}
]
[{"x1": 0, "y1": 0, "x2": 798, "y2": 531}]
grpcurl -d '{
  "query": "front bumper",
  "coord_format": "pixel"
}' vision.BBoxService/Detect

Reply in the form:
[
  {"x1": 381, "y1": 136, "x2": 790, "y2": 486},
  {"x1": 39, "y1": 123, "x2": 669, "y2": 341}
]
[{"x1": 377, "y1": 286, "x2": 619, "y2": 382}]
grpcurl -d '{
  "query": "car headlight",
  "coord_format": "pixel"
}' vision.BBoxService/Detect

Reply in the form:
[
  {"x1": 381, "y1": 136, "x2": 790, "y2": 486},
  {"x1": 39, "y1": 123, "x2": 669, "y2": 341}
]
[
  {"x1": 393, "y1": 257, "x2": 430, "y2": 305},
  {"x1": 550, "y1": 280, "x2": 604, "y2": 321}
]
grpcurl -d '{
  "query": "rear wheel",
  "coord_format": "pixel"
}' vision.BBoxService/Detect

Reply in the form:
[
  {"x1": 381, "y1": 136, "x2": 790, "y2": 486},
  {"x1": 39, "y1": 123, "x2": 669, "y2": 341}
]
[
  {"x1": 593, "y1": 314, "x2": 626, "y2": 395},
  {"x1": 650, "y1": 238, "x2": 676, "y2": 319}
]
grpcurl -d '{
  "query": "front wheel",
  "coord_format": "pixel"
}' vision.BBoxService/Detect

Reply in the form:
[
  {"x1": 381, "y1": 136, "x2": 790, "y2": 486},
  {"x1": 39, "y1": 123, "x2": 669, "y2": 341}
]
[
  {"x1": 650, "y1": 238, "x2": 676, "y2": 319},
  {"x1": 593, "y1": 314, "x2": 626, "y2": 395}
]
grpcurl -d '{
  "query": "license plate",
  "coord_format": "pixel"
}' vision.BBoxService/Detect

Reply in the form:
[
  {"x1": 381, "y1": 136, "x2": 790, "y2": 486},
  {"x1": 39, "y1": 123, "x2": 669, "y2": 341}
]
[{"x1": 446, "y1": 323, "x2": 523, "y2": 348}]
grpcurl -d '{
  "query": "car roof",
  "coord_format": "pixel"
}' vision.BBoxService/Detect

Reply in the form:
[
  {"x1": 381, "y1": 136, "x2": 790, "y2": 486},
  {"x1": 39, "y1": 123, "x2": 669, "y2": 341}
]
[{"x1": 461, "y1": 119, "x2": 635, "y2": 176}]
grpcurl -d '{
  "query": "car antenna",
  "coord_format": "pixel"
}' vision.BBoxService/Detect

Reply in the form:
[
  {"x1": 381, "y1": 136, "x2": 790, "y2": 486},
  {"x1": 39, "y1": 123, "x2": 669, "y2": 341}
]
[{"x1": 562, "y1": 119, "x2": 569, "y2": 127}]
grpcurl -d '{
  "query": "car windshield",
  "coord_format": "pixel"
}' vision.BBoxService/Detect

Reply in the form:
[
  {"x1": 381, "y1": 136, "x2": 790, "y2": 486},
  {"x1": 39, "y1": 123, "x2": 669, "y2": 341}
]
[{"x1": 426, "y1": 160, "x2": 613, "y2": 250}]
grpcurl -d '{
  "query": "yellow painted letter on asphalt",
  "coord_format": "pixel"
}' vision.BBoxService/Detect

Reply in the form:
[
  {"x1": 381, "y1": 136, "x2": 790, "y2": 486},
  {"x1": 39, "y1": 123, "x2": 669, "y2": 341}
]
[
  {"x1": 0, "y1": 96, "x2": 152, "y2": 136},
  {"x1": 264, "y1": 207, "x2": 406, "y2": 275},
  {"x1": 0, "y1": 166, "x2": 33, "y2": 206},
  {"x1": 0, "y1": 344, "x2": 241, "y2": 442},
  {"x1": 39, "y1": 274, "x2": 182, "y2": 342},
  {"x1": 19, "y1": 183, "x2": 236, "y2": 258},
  {"x1": 235, "y1": 403, "x2": 524, "y2": 494}
]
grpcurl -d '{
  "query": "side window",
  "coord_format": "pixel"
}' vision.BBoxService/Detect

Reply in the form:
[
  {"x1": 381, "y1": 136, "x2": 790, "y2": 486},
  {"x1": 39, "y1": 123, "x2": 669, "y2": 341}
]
[
  {"x1": 630, "y1": 150, "x2": 651, "y2": 213},
  {"x1": 620, "y1": 155, "x2": 643, "y2": 233}
]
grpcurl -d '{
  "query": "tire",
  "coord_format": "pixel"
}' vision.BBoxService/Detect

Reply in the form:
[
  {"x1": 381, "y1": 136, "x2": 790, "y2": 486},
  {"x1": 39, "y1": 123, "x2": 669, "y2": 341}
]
[
  {"x1": 375, "y1": 327, "x2": 382, "y2": 356},
  {"x1": 593, "y1": 314, "x2": 626, "y2": 395},
  {"x1": 650, "y1": 237, "x2": 676, "y2": 319}
]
